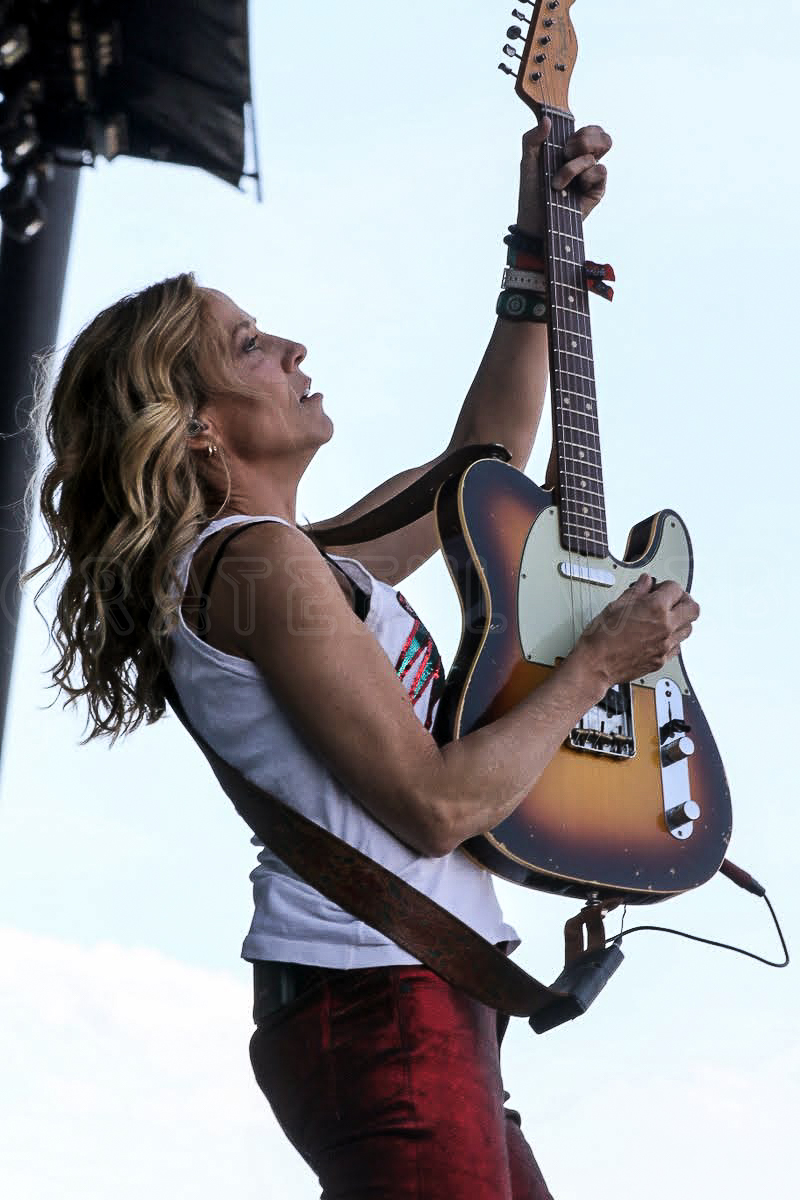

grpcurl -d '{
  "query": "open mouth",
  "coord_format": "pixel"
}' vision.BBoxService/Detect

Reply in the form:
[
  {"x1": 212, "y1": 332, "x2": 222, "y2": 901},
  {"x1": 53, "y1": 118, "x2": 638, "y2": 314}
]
[{"x1": 299, "y1": 379, "x2": 323, "y2": 403}]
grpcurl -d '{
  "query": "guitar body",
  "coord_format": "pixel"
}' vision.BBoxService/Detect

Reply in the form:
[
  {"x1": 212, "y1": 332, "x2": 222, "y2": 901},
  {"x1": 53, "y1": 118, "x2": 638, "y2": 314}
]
[{"x1": 434, "y1": 458, "x2": 732, "y2": 904}]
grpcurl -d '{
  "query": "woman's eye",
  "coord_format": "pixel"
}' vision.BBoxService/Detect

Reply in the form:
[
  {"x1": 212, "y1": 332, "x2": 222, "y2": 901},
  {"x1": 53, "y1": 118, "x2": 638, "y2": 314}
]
[{"x1": 243, "y1": 334, "x2": 259, "y2": 354}]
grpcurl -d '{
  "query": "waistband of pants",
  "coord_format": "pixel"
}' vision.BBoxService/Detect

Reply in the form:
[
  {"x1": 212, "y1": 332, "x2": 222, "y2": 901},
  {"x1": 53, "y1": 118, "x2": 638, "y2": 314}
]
[
  {"x1": 252, "y1": 942, "x2": 512, "y2": 1025},
  {"x1": 252, "y1": 959, "x2": 349, "y2": 1024}
]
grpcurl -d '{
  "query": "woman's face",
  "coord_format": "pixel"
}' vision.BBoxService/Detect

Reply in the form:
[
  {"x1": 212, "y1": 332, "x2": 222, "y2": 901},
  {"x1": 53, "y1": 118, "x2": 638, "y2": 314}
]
[{"x1": 199, "y1": 288, "x2": 332, "y2": 463}]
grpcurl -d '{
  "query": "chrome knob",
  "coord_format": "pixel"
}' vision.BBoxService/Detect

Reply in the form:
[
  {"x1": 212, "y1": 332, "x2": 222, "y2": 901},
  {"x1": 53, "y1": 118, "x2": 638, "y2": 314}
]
[
  {"x1": 661, "y1": 735, "x2": 695, "y2": 766},
  {"x1": 666, "y1": 799, "x2": 701, "y2": 830}
]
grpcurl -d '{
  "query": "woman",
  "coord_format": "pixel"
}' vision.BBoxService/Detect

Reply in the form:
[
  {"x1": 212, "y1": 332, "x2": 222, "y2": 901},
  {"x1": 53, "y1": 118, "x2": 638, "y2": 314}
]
[{"x1": 28, "y1": 120, "x2": 698, "y2": 1198}]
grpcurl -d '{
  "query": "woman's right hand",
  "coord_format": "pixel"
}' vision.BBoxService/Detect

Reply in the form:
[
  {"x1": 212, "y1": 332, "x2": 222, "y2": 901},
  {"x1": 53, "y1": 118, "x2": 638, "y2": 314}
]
[{"x1": 576, "y1": 574, "x2": 700, "y2": 689}]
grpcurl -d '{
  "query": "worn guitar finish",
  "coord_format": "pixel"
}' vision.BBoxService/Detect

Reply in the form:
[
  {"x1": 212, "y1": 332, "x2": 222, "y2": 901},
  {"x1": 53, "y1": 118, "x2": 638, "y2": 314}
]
[{"x1": 433, "y1": 1, "x2": 731, "y2": 903}]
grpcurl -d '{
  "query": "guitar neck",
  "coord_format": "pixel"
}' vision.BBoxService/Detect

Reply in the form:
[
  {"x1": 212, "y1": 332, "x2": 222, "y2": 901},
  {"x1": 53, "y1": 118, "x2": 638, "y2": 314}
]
[{"x1": 542, "y1": 106, "x2": 609, "y2": 559}]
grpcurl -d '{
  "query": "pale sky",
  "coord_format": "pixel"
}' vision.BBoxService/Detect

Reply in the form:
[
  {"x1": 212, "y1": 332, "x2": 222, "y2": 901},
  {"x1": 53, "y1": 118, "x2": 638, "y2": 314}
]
[{"x1": 1, "y1": 2, "x2": 799, "y2": 1197}]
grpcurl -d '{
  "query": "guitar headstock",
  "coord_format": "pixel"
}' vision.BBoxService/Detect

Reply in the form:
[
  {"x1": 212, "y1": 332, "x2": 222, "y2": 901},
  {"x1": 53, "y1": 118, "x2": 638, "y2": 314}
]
[{"x1": 500, "y1": 0, "x2": 578, "y2": 118}]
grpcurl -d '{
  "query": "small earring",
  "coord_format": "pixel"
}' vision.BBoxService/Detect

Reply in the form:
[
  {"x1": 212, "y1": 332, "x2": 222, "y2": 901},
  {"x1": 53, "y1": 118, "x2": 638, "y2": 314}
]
[{"x1": 207, "y1": 443, "x2": 218, "y2": 457}]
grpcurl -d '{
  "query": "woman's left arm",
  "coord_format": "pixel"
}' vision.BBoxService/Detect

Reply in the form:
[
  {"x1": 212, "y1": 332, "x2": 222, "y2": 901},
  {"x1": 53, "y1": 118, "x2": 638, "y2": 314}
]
[
  {"x1": 446, "y1": 119, "x2": 611, "y2": 467},
  {"x1": 318, "y1": 120, "x2": 612, "y2": 584}
]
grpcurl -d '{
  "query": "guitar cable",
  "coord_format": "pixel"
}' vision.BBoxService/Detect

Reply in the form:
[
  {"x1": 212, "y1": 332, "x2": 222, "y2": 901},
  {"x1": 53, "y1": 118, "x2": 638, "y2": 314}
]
[{"x1": 607, "y1": 859, "x2": 789, "y2": 969}]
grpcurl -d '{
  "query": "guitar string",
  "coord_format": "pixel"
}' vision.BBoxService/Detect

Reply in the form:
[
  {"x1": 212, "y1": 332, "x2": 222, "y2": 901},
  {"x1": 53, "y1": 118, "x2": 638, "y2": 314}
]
[
  {"x1": 543, "y1": 105, "x2": 579, "y2": 665},
  {"x1": 557, "y1": 108, "x2": 606, "y2": 735},
  {"x1": 549, "y1": 108, "x2": 597, "y2": 729},
  {"x1": 542, "y1": 85, "x2": 608, "y2": 737}
]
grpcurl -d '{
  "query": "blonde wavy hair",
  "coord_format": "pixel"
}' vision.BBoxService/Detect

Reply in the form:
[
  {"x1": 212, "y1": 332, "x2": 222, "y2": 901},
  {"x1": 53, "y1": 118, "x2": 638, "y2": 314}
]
[{"x1": 25, "y1": 272, "x2": 236, "y2": 741}]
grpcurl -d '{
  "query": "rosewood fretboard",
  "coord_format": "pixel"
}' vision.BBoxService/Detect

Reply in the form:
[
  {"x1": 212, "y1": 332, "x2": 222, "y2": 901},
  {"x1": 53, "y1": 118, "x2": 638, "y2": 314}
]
[{"x1": 542, "y1": 106, "x2": 608, "y2": 559}]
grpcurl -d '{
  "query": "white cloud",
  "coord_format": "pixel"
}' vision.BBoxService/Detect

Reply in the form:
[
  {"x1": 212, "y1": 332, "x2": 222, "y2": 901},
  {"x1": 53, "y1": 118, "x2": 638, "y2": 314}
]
[{"x1": 0, "y1": 930, "x2": 315, "y2": 1200}]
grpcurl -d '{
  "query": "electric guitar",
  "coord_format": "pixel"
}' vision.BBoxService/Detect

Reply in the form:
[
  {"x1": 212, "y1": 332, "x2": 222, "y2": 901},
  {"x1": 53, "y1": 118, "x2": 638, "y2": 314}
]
[{"x1": 433, "y1": 0, "x2": 731, "y2": 904}]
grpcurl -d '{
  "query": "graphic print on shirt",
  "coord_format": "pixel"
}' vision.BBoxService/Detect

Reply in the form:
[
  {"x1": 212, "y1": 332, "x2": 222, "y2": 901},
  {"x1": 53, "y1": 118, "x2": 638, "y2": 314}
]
[{"x1": 393, "y1": 593, "x2": 444, "y2": 730}]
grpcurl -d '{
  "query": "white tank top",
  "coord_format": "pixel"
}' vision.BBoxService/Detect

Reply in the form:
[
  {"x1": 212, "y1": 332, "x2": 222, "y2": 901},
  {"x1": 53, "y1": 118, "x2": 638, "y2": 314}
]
[{"x1": 168, "y1": 515, "x2": 519, "y2": 968}]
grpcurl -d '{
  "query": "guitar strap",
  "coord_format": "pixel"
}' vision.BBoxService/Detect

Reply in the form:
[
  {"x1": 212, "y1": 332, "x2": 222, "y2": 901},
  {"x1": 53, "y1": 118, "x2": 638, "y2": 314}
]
[{"x1": 163, "y1": 443, "x2": 623, "y2": 1033}]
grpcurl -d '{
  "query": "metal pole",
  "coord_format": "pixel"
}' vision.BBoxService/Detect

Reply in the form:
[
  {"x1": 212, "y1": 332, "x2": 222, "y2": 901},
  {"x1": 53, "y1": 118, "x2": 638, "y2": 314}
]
[{"x1": 0, "y1": 164, "x2": 80, "y2": 768}]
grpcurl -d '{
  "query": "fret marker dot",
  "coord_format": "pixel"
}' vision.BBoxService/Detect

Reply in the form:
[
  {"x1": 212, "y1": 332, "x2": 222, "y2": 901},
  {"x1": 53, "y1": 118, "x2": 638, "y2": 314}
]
[
  {"x1": 568, "y1": 295, "x2": 575, "y2": 304},
  {"x1": 578, "y1": 450, "x2": 585, "y2": 458},
  {"x1": 565, "y1": 246, "x2": 572, "y2": 255},
  {"x1": 582, "y1": 506, "x2": 589, "y2": 514},
  {"x1": 563, "y1": 397, "x2": 571, "y2": 406},
  {"x1": 580, "y1": 480, "x2": 587, "y2": 488},
  {"x1": 571, "y1": 339, "x2": 578, "y2": 348},
  {"x1": 585, "y1": 403, "x2": 592, "y2": 412}
]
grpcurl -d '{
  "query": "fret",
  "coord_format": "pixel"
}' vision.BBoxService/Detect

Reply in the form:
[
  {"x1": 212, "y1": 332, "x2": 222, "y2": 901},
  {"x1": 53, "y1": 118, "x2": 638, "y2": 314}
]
[
  {"x1": 562, "y1": 530, "x2": 607, "y2": 542},
  {"x1": 554, "y1": 329, "x2": 593, "y2": 344},
  {"x1": 561, "y1": 517, "x2": 607, "y2": 532},
  {"x1": 559, "y1": 458, "x2": 603, "y2": 477},
  {"x1": 558, "y1": 413, "x2": 598, "y2": 426},
  {"x1": 551, "y1": 301, "x2": 590, "y2": 315},
  {"x1": 558, "y1": 425, "x2": 599, "y2": 439},
  {"x1": 552, "y1": 279, "x2": 589, "y2": 292},
  {"x1": 559, "y1": 447, "x2": 602, "y2": 463},
  {"x1": 560, "y1": 463, "x2": 602, "y2": 479},
  {"x1": 563, "y1": 504, "x2": 606, "y2": 519},
  {"x1": 551, "y1": 305, "x2": 590, "y2": 320},
  {"x1": 554, "y1": 370, "x2": 596, "y2": 387},
  {"x1": 555, "y1": 354, "x2": 594, "y2": 368},
  {"x1": 561, "y1": 510, "x2": 607, "y2": 525},
  {"x1": 556, "y1": 352, "x2": 594, "y2": 367},
  {"x1": 551, "y1": 309, "x2": 591, "y2": 320},
  {"x1": 561, "y1": 486, "x2": 605, "y2": 502}
]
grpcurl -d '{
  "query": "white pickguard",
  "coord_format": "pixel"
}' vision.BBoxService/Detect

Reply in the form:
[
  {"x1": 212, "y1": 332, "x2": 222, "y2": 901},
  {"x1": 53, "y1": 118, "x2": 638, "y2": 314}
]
[{"x1": 517, "y1": 506, "x2": 692, "y2": 695}]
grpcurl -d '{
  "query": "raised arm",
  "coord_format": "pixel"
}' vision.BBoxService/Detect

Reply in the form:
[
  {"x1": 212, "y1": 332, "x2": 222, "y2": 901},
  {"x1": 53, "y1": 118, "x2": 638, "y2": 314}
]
[
  {"x1": 319, "y1": 119, "x2": 612, "y2": 583},
  {"x1": 219, "y1": 524, "x2": 699, "y2": 858}
]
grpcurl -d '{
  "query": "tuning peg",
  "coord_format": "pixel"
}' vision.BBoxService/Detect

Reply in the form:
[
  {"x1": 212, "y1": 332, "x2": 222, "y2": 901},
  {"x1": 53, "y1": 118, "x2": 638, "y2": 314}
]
[
  {"x1": 506, "y1": 25, "x2": 525, "y2": 40},
  {"x1": 503, "y1": 44, "x2": 522, "y2": 59},
  {"x1": 511, "y1": 8, "x2": 531, "y2": 21},
  {"x1": 498, "y1": 62, "x2": 517, "y2": 76}
]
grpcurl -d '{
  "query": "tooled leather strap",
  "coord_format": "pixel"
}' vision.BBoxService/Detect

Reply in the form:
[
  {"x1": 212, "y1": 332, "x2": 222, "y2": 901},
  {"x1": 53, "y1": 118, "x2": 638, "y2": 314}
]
[
  {"x1": 162, "y1": 673, "x2": 561, "y2": 1018},
  {"x1": 310, "y1": 442, "x2": 511, "y2": 547}
]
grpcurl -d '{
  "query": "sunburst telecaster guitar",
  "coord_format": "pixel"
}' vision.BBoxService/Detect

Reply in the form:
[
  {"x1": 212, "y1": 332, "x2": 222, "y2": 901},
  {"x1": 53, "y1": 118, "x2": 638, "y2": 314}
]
[{"x1": 433, "y1": 0, "x2": 731, "y2": 905}]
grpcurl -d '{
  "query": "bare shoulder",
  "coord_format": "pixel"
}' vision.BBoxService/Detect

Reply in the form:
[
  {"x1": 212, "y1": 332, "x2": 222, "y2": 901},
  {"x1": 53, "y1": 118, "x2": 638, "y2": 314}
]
[{"x1": 218, "y1": 520, "x2": 357, "y2": 638}]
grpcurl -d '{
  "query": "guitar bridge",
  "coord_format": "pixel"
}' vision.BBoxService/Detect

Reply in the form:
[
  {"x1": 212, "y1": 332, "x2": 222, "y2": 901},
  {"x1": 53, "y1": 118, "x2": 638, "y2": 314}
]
[{"x1": 568, "y1": 684, "x2": 635, "y2": 759}]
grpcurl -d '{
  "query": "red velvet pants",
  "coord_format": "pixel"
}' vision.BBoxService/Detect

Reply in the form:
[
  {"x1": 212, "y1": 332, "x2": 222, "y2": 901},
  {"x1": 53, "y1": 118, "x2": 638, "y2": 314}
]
[{"x1": 249, "y1": 963, "x2": 554, "y2": 1199}]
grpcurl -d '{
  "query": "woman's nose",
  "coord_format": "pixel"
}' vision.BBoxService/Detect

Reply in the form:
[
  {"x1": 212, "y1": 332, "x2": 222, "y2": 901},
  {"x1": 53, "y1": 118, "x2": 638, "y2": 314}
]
[{"x1": 282, "y1": 341, "x2": 307, "y2": 371}]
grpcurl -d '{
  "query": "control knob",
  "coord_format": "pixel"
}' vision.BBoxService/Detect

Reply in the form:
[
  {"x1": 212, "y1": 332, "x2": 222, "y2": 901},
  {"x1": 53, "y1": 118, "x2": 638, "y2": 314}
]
[
  {"x1": 666, "y1": 798, "x2": 701, "y2": 831},
  {"x1": 661, "y1": 735, "x2": 694, "y2": 766}
]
